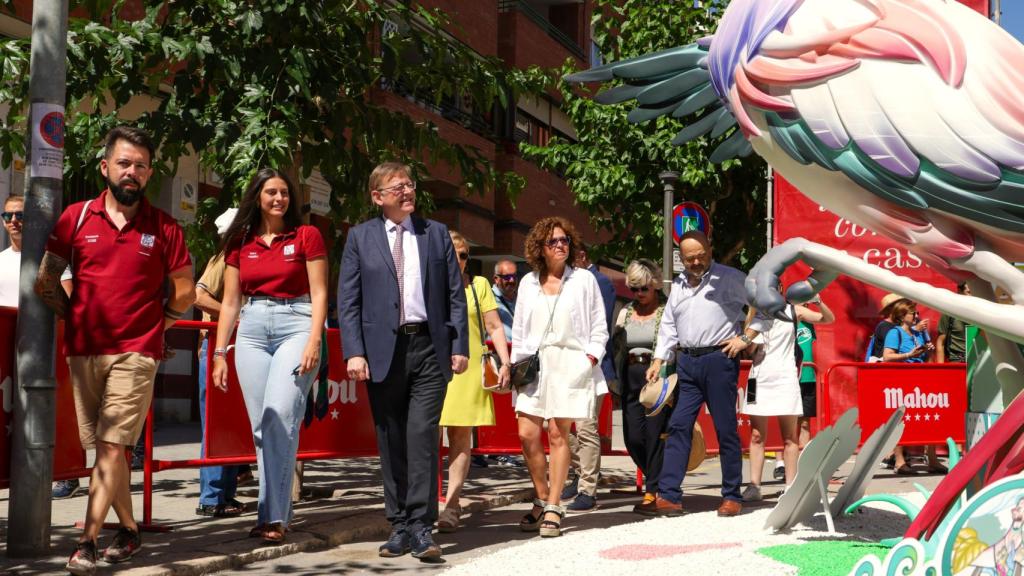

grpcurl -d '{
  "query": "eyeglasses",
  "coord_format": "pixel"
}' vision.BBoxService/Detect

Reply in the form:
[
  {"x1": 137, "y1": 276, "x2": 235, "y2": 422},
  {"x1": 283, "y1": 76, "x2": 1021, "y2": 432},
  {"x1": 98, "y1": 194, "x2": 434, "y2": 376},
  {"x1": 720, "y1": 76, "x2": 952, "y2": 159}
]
[
  {"x1": 457, "y1": 252, "x2": 469, "y2": 261},
  {"x1": 377, "y1": 181, "x2": 417, "y2": 196},
  {"x1": 629, "y1": 286, "x2": 651, "y2": 293},
  {"x1": 495, "y1": 273, "x2": 517, "y2": 282},
  {"x1": 545, "y1": 236, "x2": 570, "y2": 248},
  {"x1": 1, "y1": 211, "x2": 22, "y2": 223}
]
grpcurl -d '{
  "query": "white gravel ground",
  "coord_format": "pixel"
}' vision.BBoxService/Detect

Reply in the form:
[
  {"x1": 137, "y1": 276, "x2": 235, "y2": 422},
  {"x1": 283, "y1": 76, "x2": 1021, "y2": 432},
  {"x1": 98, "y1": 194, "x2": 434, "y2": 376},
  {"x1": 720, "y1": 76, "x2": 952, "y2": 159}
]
[{"x1": 445, "y1": 494, "x2": 926, "y2": 575}]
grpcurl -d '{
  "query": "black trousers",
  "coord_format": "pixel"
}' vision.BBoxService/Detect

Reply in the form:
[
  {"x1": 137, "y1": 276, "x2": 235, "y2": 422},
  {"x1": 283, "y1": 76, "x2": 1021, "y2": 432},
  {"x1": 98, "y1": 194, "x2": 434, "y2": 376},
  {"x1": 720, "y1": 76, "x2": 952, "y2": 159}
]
[
  {"x1": 366, "y1": 331, "x2": 448, "y2": 535},
  {"x1": 621, "y1": 362, "x2": 672, "y2": 494}
]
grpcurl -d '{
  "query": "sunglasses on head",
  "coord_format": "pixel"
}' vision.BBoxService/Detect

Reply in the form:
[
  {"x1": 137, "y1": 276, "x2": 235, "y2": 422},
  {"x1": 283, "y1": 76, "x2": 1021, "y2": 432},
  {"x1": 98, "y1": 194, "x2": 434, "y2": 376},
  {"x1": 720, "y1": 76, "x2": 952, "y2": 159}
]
[
  {"x1": 629, "y1": 285, "x2": 651, "y2": 293},
  {"x1": 457, "y1": 252, "x2": 469, "y2": 261},
  {"x1": 545, "y1": 236, "x2": 570, "y2": 248},
  {"x1": 495, "y1": 273, "x2": 517, "y2": 282},
  {"x1": 1, "y1": 211, "x2": 22, "y2": 223}
]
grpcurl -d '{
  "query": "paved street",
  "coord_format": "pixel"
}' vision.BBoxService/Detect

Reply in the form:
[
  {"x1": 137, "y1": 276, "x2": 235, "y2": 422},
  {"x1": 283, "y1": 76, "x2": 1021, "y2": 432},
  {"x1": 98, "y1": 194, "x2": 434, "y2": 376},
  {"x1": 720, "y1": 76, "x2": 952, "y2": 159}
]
[{"x1": 0, "y1": 413, "x2": 947, "y2": 575}]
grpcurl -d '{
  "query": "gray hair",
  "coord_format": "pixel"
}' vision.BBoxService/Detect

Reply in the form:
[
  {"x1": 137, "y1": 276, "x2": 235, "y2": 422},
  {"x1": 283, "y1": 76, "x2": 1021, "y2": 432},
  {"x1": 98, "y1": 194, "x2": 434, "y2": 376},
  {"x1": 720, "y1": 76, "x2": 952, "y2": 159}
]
[
  {"x1": 494, "y1": 259, "x2": 515, "y2": 275},
  {"x1": 625, "y1": 259, "x2": 661, "y2": 289}
]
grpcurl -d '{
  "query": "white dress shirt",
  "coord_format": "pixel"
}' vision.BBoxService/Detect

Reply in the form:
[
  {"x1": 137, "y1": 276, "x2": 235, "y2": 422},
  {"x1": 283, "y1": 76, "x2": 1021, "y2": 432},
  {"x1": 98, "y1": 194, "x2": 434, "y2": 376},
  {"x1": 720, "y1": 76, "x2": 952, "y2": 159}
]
[
  {"x1": 0, "y1": 246, "x2": 20, "y2": 307},
  {"x1": 653, "y1": 261, "x2": 748, "y2": 360},
  {"x1": 385, "y1": 217, "x2": 427, "y2": 324}
]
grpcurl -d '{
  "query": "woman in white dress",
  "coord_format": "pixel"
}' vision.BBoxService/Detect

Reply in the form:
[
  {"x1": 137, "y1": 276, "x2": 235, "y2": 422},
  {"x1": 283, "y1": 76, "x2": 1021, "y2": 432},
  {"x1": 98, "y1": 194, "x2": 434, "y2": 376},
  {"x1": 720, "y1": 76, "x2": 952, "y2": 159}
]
[
  {"x1": 510, "y1": 217, "x2": 608, "y2": 538},
  {"x1": 741, "y1": 295, "x2": 831, "y2": 502}
]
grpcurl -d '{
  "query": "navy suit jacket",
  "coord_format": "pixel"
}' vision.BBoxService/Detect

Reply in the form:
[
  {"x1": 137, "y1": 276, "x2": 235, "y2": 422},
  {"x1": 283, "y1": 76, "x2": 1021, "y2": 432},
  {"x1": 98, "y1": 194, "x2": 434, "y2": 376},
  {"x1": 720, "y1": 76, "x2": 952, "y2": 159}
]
[
  {"x1": 338, "y1": 215, "x2": 469, "y2": 383},
  {"x1": 589, "y1": 264, "x2": 617, "y2": 382}
]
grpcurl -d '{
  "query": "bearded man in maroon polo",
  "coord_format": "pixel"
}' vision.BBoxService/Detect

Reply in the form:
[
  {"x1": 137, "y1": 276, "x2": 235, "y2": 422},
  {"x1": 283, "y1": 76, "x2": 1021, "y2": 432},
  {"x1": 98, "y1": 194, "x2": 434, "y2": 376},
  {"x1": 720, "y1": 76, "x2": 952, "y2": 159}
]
[{"x1": 35, "y1": 126, "x2": 195, "y2": 575}]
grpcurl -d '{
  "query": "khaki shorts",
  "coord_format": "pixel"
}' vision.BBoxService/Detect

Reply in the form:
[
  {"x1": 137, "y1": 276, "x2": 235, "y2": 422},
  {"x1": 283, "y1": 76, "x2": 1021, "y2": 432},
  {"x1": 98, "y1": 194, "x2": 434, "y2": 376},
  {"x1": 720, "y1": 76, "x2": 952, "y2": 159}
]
[{"x1": 68, "y1": 353, "x2": 159, "y2": 448}]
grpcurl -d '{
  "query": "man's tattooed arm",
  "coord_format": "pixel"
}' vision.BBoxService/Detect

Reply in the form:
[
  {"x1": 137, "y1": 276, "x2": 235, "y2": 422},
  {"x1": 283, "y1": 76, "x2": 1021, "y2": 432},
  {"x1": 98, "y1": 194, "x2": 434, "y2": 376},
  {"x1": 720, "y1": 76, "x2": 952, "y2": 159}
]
[{"x1": 35, "y1": 252, "x2": 70, "y2": 318}]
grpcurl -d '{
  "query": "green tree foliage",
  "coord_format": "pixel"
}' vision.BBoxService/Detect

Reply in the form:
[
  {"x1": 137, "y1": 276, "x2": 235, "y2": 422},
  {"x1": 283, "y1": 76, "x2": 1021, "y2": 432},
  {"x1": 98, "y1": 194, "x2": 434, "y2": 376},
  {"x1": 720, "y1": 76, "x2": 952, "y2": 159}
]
[
  {"x1": 521, "y1": 0, "x2": 767, "y2": 268},
  {"x1": 0, "y1": 0, "x2": 547, "y2": 264}
]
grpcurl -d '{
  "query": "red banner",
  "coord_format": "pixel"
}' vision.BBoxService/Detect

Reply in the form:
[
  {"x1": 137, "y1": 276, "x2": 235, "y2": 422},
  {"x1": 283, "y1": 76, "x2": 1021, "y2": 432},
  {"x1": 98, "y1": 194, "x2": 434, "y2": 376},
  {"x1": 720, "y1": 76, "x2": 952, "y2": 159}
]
[
  {"x1": 205, "y1": 329, "x2": 378, "y2": 459},
  {"x1": 825, "y1": 363, "x2": 967, "y2": 445}
]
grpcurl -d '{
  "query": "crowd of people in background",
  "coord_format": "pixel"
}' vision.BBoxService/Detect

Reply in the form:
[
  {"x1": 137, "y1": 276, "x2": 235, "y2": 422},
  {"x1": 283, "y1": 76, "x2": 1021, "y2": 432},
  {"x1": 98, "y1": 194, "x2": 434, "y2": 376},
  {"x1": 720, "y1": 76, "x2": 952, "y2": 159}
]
[{"x1": 0, "y1": 124, "x2": 970, "y2": 574}]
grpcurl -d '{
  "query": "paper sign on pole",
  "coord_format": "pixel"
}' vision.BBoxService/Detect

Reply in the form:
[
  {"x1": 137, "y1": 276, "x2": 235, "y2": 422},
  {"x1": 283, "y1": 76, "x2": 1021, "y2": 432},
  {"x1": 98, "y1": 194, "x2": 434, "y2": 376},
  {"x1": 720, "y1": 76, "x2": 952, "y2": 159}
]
[
  {"x1": 172, "y1": 177, "x2": 198, "y2": 223},
  {"x1": 30, "y1": 103, "x2": 64, "y2": 179},
  {"x1": 306, "y1": 170, "x2": 332, "y2": 216}
]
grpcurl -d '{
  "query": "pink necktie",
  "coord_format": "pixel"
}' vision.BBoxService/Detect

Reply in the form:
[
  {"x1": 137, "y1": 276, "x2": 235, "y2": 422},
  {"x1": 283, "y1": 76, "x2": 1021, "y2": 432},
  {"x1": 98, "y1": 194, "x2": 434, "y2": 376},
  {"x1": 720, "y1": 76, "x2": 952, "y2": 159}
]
[{"x1": 392, "y1": 224, "x2": 405, "y2": 325}]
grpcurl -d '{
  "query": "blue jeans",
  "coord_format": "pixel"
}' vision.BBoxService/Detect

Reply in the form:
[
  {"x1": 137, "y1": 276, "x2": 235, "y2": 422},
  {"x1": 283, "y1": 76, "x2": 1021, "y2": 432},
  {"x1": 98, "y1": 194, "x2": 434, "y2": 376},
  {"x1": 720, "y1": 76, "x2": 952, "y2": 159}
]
[
  {"x1": 199, "y1": 337, "x2": 240, "y2": 506},
  {"x1": 234, "y1": 297, "x2": 319, "y2": 527}
]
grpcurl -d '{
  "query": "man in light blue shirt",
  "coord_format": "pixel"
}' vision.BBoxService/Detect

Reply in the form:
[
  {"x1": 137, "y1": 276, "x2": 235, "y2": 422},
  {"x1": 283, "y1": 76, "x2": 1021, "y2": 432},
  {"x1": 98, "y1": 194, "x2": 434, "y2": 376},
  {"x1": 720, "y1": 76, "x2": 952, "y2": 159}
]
[
  {"x1": 641, "y1": 231, "x2": 753, "y2": 518},
  {"x1": 492, "y1": 259, "x2": 518, "y2": 341}
]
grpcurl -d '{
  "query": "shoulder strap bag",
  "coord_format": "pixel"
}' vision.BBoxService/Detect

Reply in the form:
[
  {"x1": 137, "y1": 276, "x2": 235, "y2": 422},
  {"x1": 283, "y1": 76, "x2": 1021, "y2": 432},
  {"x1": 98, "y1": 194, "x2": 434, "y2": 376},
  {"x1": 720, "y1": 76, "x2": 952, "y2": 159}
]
[
  {"x1": 470, "y1": 278, "x2": 506, "y2": 394},
  {"x1": 508, "y1": 276, "x2": 564, "y2": 390}
]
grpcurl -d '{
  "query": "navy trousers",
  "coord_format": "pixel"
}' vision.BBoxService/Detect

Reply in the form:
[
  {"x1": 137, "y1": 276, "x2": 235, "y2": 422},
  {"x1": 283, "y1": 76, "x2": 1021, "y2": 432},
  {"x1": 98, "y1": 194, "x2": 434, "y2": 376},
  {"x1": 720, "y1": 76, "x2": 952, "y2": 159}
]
[{"x1": 657, "y1": 350, "x2": 742, "y2": 503}]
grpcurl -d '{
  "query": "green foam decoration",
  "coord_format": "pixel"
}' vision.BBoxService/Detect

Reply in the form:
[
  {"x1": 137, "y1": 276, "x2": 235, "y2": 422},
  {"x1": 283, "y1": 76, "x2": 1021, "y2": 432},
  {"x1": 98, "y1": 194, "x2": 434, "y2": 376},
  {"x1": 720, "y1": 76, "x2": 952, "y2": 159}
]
[{"x1": 757, "y1": 541, "x2": 889, "y2": 576}]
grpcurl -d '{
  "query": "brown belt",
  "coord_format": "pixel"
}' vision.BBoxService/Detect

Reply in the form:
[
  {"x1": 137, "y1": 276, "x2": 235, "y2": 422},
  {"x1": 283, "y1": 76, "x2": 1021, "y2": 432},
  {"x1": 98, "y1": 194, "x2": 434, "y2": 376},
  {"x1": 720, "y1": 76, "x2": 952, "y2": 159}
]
[{"x1": 628, "y1": 353, "x2": 653, "y2": 365}]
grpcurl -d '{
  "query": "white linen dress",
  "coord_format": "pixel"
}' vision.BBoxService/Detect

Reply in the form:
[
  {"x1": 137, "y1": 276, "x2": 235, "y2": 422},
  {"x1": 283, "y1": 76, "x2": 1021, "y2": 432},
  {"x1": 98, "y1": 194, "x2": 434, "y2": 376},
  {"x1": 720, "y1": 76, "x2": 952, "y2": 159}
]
[{"x1": 515, "y1": 293, "x2": 598, "y2": 420}]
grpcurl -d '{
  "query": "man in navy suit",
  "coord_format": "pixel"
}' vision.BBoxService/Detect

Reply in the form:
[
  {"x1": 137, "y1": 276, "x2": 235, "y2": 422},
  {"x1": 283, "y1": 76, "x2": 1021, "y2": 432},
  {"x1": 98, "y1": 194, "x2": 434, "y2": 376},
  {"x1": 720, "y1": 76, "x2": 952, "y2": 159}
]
[{"x1": 339, "y1": 162, "x2": 468, "y2": 560}]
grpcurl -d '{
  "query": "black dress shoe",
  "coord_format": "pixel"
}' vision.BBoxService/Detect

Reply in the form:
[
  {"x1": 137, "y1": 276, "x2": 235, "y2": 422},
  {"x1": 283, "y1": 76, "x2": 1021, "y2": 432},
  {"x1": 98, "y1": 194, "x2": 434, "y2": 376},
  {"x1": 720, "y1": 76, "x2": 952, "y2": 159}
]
[
  {"x1": 409, "y1": 528, "x2": 442, "y2": 560},
  {"x1": 378, "y1": 530, "x2": 410, "y2": 558}
]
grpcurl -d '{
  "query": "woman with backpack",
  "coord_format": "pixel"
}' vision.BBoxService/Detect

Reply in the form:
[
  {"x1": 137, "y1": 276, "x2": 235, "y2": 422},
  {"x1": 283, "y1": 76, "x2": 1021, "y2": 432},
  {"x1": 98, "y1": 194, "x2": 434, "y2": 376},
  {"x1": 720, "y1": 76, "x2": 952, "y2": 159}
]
[
  {"x1": 881, "y1": 298, "x2": 947, "y2": 475},
  {"x1": 740, "y1": 290, "x2": 833, "y2": 502}
]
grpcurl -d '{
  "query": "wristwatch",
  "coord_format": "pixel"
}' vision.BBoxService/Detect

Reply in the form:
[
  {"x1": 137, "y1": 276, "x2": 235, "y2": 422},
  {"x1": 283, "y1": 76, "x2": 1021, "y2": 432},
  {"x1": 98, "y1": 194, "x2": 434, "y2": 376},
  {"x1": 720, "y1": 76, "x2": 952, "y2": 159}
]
[{"x1": 739, "y1": 334, "x2": 753, "y2": 345}]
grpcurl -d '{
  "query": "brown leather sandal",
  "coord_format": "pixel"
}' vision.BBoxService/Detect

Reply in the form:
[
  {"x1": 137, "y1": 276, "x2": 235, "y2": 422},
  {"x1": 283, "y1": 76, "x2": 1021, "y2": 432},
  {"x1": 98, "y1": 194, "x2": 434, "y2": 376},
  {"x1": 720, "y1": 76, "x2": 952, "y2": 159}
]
[
  {"x1": 248, "y1": 524, "x2": 268, "y2": 538},
  {"x1": 262, "y1": 523, "x2": 286, "y2": 544}
]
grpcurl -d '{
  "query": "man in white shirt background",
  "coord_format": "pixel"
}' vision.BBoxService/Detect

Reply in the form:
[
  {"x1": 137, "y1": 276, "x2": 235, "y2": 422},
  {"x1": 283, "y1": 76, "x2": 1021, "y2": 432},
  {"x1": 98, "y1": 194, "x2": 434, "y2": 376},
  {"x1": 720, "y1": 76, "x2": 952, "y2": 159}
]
[{"x1": 0, "y1": 194, "x2": 23, "y2": 307}]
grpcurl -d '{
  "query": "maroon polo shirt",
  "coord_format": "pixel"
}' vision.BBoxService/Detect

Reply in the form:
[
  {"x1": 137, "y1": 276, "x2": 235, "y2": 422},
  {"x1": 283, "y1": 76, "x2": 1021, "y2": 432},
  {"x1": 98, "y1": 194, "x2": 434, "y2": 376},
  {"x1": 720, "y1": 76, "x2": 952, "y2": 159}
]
[
  {"x1": 225, "y1": 225, "x2": 326, "y2": 298},
  {"x1": 47, "y1": 190, "x2": 192, "y2": 358}
]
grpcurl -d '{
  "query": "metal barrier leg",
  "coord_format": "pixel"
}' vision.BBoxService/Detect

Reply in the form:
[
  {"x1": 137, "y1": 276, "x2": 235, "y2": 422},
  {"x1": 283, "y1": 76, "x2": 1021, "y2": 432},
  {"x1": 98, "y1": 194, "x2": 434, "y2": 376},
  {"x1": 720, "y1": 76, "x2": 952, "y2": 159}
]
[{"x1": 139, "y1": 403, "x2": 170, "y2": 532}]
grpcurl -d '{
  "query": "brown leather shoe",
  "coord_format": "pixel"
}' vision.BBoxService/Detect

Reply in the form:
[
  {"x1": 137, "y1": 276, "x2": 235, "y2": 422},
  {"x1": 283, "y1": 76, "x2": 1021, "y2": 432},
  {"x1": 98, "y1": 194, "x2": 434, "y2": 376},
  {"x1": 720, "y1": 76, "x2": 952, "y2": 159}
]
[
  {"x1": 717, "y1": 499, "x2": 742, "y2": 517},
  {"x1": 635, "y1": 496, "x2": 684, "y2": 517}
]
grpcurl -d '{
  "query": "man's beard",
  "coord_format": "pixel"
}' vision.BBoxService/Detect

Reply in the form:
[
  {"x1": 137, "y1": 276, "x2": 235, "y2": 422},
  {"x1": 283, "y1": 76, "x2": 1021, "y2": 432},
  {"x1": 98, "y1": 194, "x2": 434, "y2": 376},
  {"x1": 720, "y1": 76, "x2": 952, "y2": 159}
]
[{"x1": 109, "y1": 177, "x2": 145, "y2": 206}]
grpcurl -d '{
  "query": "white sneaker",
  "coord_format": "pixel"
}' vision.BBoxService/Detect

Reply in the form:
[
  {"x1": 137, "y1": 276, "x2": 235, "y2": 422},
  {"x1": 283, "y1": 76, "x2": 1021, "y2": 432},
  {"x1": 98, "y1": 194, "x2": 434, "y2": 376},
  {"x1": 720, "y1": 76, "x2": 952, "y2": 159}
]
[{"x1": 741, "y1": 484, "x2": 762, "y2": 502}]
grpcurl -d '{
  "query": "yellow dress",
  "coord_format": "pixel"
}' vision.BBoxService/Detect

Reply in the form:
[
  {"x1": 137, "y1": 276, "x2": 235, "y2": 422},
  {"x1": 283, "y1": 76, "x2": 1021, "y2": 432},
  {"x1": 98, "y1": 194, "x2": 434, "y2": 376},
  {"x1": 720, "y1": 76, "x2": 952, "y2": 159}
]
[{"x1": 440, "y1": 276, "x2": 497, "y2": 427}]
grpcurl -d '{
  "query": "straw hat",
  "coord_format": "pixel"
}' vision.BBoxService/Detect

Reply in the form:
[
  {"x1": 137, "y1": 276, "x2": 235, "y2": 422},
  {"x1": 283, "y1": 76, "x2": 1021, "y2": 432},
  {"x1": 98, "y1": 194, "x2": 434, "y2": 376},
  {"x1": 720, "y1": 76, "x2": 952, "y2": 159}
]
[
  {"x1": 879, "y1": 293, "x2": 908, "y2": 316},
  {"x1": 639, "y1": 374, "x2": 706, "y2": 471},
  {"x1": 687, "y1": 423, "x2": 706, "y2": 472}
]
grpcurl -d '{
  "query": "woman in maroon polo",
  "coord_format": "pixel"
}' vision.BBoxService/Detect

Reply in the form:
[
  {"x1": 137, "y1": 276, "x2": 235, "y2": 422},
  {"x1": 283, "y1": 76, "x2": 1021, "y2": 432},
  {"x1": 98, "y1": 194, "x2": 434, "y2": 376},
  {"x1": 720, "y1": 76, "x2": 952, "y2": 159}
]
[{"x1": 212, "y1": 168, "x2": 328, "y2": 544}]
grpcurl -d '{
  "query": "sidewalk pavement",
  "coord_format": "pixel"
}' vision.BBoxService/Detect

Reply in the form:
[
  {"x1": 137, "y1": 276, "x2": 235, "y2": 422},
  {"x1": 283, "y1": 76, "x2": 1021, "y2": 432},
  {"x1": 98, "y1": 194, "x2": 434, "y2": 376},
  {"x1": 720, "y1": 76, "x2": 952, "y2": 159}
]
[{"x1": 0, "y1": 422, "x2": 641, "y2": 575}]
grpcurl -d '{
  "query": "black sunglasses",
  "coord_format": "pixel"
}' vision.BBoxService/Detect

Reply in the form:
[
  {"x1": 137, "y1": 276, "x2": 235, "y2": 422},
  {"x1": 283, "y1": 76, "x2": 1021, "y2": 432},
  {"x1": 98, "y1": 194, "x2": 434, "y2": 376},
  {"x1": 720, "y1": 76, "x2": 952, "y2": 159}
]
[
  {"x1": 457, "y1": 252, "x2": 469, "y2": 261},
  {"x1": 495, "y1": 273, "x2": 517, "y2": 282},
  {"x1": 629, "y1": 286, "x2": 651, "y2": 293},
  {"x1": 545, "y1": 236, "x2": 570, "y2": 248},
  {"x1": 1, "y1": 211, "x2": 22, "y2": 223}
]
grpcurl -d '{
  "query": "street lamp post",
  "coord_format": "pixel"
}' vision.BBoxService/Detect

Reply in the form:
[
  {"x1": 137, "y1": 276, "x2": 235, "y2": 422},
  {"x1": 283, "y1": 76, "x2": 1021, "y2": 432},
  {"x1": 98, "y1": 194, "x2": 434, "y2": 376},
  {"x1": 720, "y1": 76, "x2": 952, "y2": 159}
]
[
  {"x1": 8, "y1": 0, "x2": 70, "y2": 556},
  {"x1": 659, "y1": 171, "x2": 679, "y2": 296}
]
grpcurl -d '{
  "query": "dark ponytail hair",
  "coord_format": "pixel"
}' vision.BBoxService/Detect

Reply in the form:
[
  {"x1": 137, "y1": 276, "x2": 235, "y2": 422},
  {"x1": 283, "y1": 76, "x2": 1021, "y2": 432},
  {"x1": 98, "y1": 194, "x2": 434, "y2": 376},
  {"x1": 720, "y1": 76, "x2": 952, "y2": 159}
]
[{"x1": 219, "y1": 168, "x2": 302, "y2": 254}]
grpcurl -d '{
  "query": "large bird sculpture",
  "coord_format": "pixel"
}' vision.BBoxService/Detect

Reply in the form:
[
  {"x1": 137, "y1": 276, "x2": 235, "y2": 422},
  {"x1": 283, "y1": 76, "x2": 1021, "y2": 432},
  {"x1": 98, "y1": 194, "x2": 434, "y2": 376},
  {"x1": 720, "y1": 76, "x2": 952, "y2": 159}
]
[{"x1": 566, "y1": 0, "x2": 1024, "y2": 541}]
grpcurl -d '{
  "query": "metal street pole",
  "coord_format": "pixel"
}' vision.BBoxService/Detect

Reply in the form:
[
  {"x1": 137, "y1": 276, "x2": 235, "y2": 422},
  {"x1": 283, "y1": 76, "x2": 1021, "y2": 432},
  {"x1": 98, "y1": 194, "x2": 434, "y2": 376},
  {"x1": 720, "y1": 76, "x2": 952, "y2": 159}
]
[
  {"x1": 9, "y1": 0, "x2": 69, "y2": 556},
  {"x1": 659, "y1": 171, "x2": 679, "y2": 297},
  {"x1": 993, "y1": 0, "x2": 1001, "y2": 25}
]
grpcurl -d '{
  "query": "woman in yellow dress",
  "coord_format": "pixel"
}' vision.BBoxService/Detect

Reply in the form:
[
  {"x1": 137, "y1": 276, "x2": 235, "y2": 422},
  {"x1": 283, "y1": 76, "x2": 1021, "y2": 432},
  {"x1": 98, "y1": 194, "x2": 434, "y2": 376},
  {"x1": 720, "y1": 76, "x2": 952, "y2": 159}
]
[{"x1": 437, "y1": 231, "x2": 511, "y2": 532}]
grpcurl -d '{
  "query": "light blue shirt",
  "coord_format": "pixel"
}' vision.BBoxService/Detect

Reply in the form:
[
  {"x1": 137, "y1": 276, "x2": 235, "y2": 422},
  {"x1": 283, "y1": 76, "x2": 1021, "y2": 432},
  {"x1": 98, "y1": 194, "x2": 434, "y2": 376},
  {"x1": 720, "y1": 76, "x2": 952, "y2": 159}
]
[
  {"x1": 492, "y1": 283, "x2": 514, "y2": 341},
  {"x1": 654, "y1": 261, "x2": 748, "y2": 360},
  {"x1": 883, "y1": 326, "x2": 927, "y2": 363}
]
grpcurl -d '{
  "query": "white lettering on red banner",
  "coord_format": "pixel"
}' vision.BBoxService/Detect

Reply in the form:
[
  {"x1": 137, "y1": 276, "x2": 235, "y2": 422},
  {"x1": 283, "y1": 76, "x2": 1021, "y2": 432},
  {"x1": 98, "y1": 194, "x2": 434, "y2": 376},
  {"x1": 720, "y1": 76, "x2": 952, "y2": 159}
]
[{"x1": 883, "y1": 386, "x2": 950, "y2": 410}]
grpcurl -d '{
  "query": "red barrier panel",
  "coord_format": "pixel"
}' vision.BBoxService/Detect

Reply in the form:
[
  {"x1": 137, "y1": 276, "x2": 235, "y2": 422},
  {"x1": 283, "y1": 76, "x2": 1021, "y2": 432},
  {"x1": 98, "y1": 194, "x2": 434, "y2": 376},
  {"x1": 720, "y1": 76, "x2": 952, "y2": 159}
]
[
  {"x1": 0, "y1": 310, "x2": 87, "y2": 489},
  {"x1": 202, "y1": 326, "x2": 378, "y2": 460},
  {"x1": 823, "y1": 362, "x2": 967, "y2": 445},
  {"x1": 0, "y1": 307, "x2": 14, "y2": 486}
]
